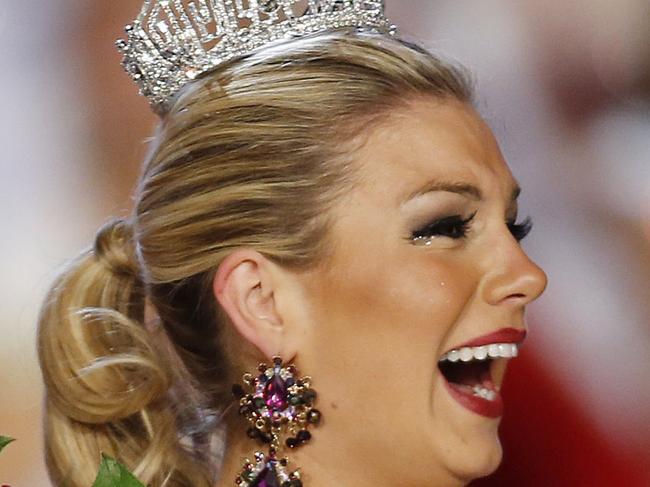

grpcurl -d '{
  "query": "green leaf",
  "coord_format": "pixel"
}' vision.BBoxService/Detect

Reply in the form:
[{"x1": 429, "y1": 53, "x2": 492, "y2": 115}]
[
  {"x1": 91, "y1": 454, "x2": 146, "y2": 487},
  {"x1": 0, "y1": 436, "x2": 15, "y2": 454}
]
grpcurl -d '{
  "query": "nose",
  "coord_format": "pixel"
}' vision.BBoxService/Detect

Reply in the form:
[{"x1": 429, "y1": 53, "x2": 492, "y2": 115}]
[{"x1": 481, "y1": 238, "x2": 548, "y2": 307}]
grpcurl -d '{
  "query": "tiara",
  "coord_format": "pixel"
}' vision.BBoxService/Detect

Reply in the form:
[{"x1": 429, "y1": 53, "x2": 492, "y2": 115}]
[{"x1": 116, "y1": 0, "x2": 395, "y2": 113}]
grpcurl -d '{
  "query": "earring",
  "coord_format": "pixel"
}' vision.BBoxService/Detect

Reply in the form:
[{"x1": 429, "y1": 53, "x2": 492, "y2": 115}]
[{"x1": 232, "y1": 356, "x2": 322, "y2": 487}]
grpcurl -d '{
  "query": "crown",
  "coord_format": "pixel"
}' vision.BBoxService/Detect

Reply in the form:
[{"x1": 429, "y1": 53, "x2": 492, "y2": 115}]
[{"x1": 116, "y1": 0, "x2": 395, "y2": 113}]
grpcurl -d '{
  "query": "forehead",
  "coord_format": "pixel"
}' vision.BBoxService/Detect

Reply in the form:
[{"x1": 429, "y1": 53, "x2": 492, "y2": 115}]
[{"x1": 352, "y1": 98, "x2": 517, "y2": 203}]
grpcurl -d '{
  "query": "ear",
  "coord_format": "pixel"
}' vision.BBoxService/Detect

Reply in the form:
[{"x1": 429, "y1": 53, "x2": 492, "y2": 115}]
[{"x1": 212, "y1": 249, "x2": 299, "y2": 360}]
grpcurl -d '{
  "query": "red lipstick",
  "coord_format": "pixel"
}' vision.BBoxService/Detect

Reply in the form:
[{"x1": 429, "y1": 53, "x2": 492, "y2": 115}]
[
  {"x1": 439, "y1": 327, "x2": 526, "y2": 419},
  {"x1": 448, "y1": 327, "x2": 526, "y2": 352},
  {"x1": 443, "y1": 380, "x2": 504, "y2": 418}
]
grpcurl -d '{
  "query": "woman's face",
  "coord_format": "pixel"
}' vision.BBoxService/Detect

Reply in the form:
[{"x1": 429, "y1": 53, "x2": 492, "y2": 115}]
[{"x1": 292, "y1": 98, "x2": 548, "y2": 486}]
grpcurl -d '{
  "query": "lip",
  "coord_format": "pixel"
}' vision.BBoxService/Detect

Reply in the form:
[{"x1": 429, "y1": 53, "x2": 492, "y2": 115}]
[
  {"x1": 438, "y1": 327, "x2": 526, "y2": 419},
  {"x1": 445, "y1": 327, "x2": 526, "y2": 353},
  {"x1": 443, "y1": 380, "x2": 504, "y2": 418}
]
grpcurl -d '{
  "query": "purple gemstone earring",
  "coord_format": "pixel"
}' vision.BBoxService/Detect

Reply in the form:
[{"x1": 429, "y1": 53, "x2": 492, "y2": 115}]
[{"x1": 232, "y1": 357, "x2": 322, "y2": 487}]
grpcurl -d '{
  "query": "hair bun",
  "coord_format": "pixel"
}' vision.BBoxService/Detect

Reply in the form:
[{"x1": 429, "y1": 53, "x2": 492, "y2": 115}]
[
  {"x1": 64, "y1": 306, "x2": 172, "y2": 423},
  {"x1": 93, "y1": 218, "x2": 139, "y2": 277}
]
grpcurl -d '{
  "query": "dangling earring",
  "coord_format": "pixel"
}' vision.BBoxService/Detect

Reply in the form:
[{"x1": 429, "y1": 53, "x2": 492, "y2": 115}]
[{"x1": 232, "y1": 356, "x2": 322, "y2": 487}]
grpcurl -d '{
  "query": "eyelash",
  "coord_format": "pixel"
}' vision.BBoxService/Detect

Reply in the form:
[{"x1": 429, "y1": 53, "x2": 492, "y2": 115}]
[
  {"x1": 508, "y1": 216, "x2": 533, "y2": 241},
  {"x1": 411, "y1": 212, "x2": 533, "y2": 244}
]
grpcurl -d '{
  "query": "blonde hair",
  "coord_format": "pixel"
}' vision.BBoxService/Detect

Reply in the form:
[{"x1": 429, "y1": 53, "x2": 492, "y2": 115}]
[{"x1": 37, "y1": 30, "x2": 471, "y2": 486}]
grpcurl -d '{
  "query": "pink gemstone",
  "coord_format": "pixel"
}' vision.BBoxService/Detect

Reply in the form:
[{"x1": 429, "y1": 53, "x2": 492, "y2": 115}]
[
  {"x1": 250, "y1": 463, "x2": 280, "y2": 487},
  {"x1": 263, "y1": 375, "x2": 288, "y2": 411}
]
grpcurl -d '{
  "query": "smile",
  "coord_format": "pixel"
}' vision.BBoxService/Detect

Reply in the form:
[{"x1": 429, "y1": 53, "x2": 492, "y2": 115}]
[{"x1": 438, "y1": 328, "x2": 526, "y2": 418}]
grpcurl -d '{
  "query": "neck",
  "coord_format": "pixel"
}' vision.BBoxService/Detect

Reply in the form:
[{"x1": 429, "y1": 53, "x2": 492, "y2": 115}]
[{"x1": 214, "y1": 413, "x2": 466, "y2": 487}]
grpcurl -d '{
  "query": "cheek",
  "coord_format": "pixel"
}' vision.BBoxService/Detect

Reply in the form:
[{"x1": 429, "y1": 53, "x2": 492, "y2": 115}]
[
  {"x1": 347, "y1": 249, "x2": 477, "y2": 339},
  {"x1": 299, "y1": 246, "x2": 481, "y2": 466},
  {"x1": 303, "y1": 246, "x2": 477, "y2": 372},
  {"x1": 397, "y1": 255, "x2": 475, "y2": 338}
]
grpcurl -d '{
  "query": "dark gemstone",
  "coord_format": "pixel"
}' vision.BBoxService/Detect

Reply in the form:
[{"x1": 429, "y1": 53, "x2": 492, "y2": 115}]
[
  {"x1": 254, "y1": 397, "x2": 266, "y2": 410},
  {"x1": 260, "y1": 433, "x2": 272, "y2": 444},
  {"x1": 289, "y1": 395, "x2": 302, "y2": 406},
  {"x1": 259, "y1": 0, "x2": 279, "y2": 14},
  {"x1": 161, "y1": 49, "x2": 177, "y2": 61},
  {"x1": 331, "y1": 0, "x2": 345, "y2": 11},
  {"x1": 232, "y1": 384, "x2": 246, "y2": 399},
  {"x1": 259, "y1": 373, "x2": 269, "y2": 383},
  {"x1": 285, "y1": 377, "x2": 295, "y2": 387},
  {"x1": 307, "y1": 409, "x2": 322, "y2": 424},
  {"x1": 263, "y1": 375, "x2": 288, "y2": 411},
  {"x1": 250, "y1": 462, "x2": 280, "y2": 487},
  {"x1": 239, "y1": 405, "x2": 252, "y2": 415},
  {"x1": 296, "y1": 430, "x2": 311, "y2": 443},
  {"x1": 303, "y1": 389, "x2": 317, "y2": 402},
  {"x1": 285, "y1": 437, "x2": 298, "y2": 448}
]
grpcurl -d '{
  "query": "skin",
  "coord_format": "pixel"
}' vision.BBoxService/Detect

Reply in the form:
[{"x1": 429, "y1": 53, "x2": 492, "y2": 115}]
[{"x1": 214, "y1": 97, "x2": 548, "y2": 486}]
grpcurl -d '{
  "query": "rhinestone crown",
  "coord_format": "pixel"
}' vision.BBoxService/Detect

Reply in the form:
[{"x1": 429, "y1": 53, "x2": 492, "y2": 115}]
[{"x1": 116, "y1": 0, "x2": 395, "y2": 113}]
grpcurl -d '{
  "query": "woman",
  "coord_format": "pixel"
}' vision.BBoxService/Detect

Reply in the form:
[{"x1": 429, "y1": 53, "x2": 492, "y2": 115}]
[{"x1": 37, "y1": 1, "x2": 547, "y2": 486}]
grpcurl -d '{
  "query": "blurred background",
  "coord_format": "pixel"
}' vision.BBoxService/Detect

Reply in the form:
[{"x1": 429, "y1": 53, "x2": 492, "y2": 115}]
[{"x1": 1, "y1": 0, "x2": 648, "y2": 485}]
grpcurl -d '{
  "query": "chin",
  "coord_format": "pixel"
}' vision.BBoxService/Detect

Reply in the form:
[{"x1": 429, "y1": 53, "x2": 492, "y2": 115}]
[{"x1": 448, "y1": 436, "x2": 503, "y2": 484}]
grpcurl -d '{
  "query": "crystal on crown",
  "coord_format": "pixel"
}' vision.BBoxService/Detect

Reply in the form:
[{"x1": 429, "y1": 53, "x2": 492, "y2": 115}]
[{"x1": 116, "y1": 0, "x2": 395, "y2": 113}]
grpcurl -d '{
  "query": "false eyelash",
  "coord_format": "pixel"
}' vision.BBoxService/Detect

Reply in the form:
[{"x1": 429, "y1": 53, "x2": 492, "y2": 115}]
[
  {"x1": 410, "y1": 213, "x2": 534, "y2": 244},
  {"x1": 411, "y1": 211, "x2": 478, "y2": 242},
  {"x1": 507, "y1": 216, "x2": 533, "y2": 242}
]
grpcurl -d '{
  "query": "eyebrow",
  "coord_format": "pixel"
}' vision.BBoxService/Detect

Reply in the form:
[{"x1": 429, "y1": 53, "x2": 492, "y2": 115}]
[{"x1": 403, "y1": 178, "x2": 521, "y2": 204}]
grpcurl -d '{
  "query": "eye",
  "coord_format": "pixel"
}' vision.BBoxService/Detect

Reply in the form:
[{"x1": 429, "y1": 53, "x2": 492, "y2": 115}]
[
  {"x1": 507, "y1": 216, "x2": 533, "y2": 242},
  {"x1": 411, "y1": 211, "x2": 477, "y2": 245}
]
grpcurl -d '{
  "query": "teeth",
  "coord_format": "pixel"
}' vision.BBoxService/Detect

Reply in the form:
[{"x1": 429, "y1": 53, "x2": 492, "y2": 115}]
[
  {"x1": 440, "y1": 343, "x2": 520, "y2": 362},
  {"x1": 447, "y1": 350, "x2": 460, "y2": 362},
  {"x1": 472, "y1": 385, "x2": 497, "y2": 401},
  {"x1": 474, "y1": 346, "x2": 488, "y2": 360},
  {"x1": 459, "y1": 348, "x2": 474, "y2": 362}
]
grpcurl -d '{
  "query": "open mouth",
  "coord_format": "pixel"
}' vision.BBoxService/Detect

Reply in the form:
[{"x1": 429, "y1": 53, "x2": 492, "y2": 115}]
[{"x1": 438, "y1": 342, "x2": 520, "y2": 418}]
